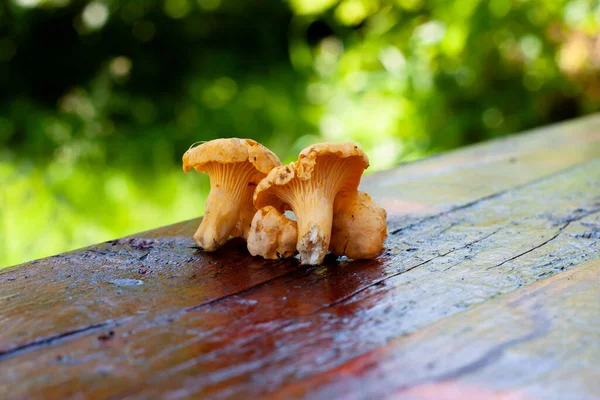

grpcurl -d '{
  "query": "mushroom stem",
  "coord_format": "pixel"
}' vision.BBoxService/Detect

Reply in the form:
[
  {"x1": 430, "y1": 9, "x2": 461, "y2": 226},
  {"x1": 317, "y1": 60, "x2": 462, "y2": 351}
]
[
  {"x1": 293, "y1": 189, "x2": 335, "y2": 265},
  {"x1": 232, "y1": 199, "x2": 258, "y2": 240},
  {"x1": 193, "y1": 162, "x2": 257, "y2": 251},
  {"x1": 273, "y1": 166, "x2": 342, "y2": 265}
]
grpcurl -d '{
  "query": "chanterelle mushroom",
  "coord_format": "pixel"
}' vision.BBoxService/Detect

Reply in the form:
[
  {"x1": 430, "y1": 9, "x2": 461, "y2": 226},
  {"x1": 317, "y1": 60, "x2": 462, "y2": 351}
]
[
  {"x1": 254, "y1": 143, "x2": 369, "y2": 265},
  {"x1": 183, "y1": 138, "x2": 281, "y2": 251},
  {"x1": 330, "y1": 191, "x2": 387, "y2": 259},
  {"x1": 247, "y1": 206, "x2": 298, "y2": 259}
]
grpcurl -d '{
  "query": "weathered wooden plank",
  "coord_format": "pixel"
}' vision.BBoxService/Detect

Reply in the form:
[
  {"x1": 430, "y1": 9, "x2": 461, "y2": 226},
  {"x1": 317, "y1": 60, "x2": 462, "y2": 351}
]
[
  {"x1": 1, "y1": 115, "x2": 599, "y2": 359},
  {"x1": 368, "y1": 114, "x2": 600, "y2": 187},
  {"x1": 2, "y1": 157, "x2": 598, "y2": 398},
  {"x1": 365, "y1": 115, "x2": 600, "y2": 225},
  {"x1": 272, "y1": 258, "x2": 600, "y2": 400},
  {"x1": 0, "y1": 234, "x2": 302, "y2": 353}
]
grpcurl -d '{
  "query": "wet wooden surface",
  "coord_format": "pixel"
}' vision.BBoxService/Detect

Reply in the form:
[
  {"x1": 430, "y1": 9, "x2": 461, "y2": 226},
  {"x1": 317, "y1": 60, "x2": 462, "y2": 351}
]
[{"x1": 1, "y1": 114, "x2": 600, "y2": 399}]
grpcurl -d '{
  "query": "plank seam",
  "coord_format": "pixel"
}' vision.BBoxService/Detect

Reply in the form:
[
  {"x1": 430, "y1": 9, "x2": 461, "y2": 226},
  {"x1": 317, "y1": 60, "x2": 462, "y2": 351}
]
[
  {"x1": 0, "y1": 322, "x2": 112, "y2": 361},
  {"x1": 485, "y1": 208, "x2": 600, "y2": 271},
  {"x1": 390, "y1": 159, "x2": 597, "y2": 235}
]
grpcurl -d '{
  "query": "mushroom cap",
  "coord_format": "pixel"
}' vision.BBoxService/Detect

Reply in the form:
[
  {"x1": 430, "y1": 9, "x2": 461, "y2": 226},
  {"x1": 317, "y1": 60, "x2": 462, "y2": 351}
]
[
  {"x1": 247, "y1": 206, "x2": 298, "y2": 259},
  {"x1": 330, "y1": 191, "x2": 387, "y2": 259},
  {"x1": 182, "y1": 138, "x2": 281, "y2": 177},
  {"x1": 296, "y1": 142, "x2": 369, "y2": 178},
  {"x1": 254, "y1": 142, "x2": 369, "y2": 209}
]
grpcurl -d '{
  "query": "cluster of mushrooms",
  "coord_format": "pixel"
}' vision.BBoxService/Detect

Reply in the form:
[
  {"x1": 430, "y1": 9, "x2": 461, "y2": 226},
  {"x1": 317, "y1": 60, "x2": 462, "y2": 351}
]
[{"x1": 182, "y1": 138, "x2": 387, "y2": 265}]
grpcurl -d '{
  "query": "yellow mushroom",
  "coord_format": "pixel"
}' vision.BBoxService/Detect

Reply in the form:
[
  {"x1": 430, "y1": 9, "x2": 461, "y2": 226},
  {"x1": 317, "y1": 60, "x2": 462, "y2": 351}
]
[
  {"x1": 254, "y1": 143, "x2": 369, "y2": 265},
  {"x1": 182, "y1": 138, "x2": 281, "y2": 251},
  {"x1": 247, "y1": 206, "x2": 298, "y2": 259},
  {"x1": 330, "y1": 191, "x2": 387, "y2": 259}
]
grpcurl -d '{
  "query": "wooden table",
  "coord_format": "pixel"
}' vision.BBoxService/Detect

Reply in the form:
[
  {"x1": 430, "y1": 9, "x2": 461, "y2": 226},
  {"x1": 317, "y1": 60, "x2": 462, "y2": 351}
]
[{"x1": 2, "y1": 115, "x2": 600, "y2": 399}]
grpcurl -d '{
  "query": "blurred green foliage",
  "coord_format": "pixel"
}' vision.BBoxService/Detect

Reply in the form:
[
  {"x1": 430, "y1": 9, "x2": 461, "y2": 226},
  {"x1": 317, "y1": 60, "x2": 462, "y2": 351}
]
[{"x1": 1, "y1": 0, "x2": 599, "y2": 267}]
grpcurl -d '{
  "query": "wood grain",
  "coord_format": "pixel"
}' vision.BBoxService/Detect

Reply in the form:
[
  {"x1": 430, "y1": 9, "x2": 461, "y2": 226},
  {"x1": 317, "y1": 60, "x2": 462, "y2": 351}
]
[
  {"x1": 272, "y1": 258, "x2": 600, "y2": 400},
  {"x1": 1, "y1": 114, "x2": 599, "y2": 399}
]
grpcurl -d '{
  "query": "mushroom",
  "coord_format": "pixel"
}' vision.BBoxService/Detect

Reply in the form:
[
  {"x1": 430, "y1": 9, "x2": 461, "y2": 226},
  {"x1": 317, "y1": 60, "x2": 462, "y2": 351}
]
[
  {"x1": 182, "y1": 138, "x2": 281, "y2": 251},
  {"x1": 247, "y1": 206, "x2": 298, "y2": 259},
  {"x1": 254, "y1": 143, "x2": 369, "y2": 265},
  {"x1": 329, "y1": 191, "x2": 387, "y2": 259}
]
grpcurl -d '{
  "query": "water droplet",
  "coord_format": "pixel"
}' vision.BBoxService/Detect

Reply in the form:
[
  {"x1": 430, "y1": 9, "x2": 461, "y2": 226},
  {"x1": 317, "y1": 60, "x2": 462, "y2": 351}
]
[{"x1": 110, "y1": 278, "x2": 143, "y2": 286}]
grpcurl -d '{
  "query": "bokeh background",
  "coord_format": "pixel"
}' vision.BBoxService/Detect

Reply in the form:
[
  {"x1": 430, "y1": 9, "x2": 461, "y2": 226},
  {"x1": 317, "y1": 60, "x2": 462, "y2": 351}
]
[{"x1": 1, "y1": 0, "x2": 599, "y2": 267}]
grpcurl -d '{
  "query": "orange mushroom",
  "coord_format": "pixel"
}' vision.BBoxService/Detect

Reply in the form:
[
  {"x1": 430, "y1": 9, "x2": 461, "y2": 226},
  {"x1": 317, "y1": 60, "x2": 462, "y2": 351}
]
[
  {"x1": 330, "y1": 191, "x2": 387, "y2": 259},
  {"x1": 182, "y1": 138, "x2": 281, "y2": 251},
  {"x1": 247, "y1": 206, "x2": 298, "y2": 259},
  {"x1": 254, "y1": 143, "x2": 369, "y2": 265}
]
